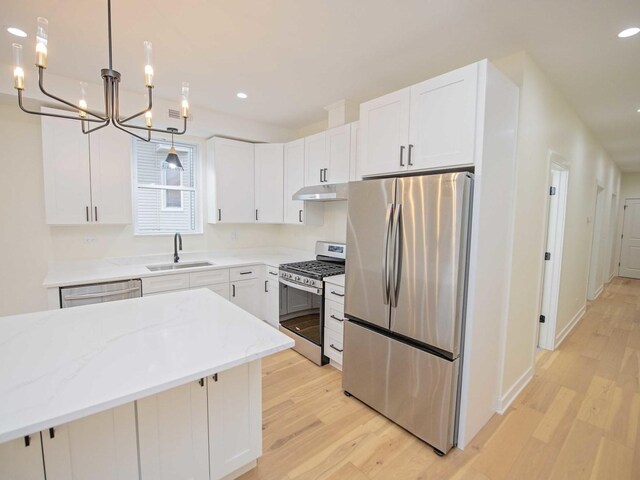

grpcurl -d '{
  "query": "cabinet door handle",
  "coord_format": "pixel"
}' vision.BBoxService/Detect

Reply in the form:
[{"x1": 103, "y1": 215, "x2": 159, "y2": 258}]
[
  {"x1": 239, "y1": 271, "x2": 252, "y2": 275},
  {"x1": 264, "y1": 280, "x2": 268, "y2": 293},
  {"x1": 24, "y1": 435, "x2": 31, "y2": 447},
  {"x1": 269, "y1": 271, "x2": 278, "y2": 276},
  {"x1": 218, "y1": 209, "x2": 222, "y2": 221},
  {"x1": 49, "y1": 427, "x2": 55, "y2": 439},
  {"x1": 319, "y1": 168, "x2": 323, "y2": 183},
  {"x1": 232, "y1": 284, "x2": 236, "y2": 297},
  {"x1": 323, "y1": 168, "x2": 328, "y2": 183},
  {"x1": 198, "y1": 378, "x2": 204, "y2": 387},
  {"x1": 212, "y1": 373, "x2": 218, "y2": 382},
  {"x1": 408, "y1": 144, "x2": 414, "y2": 166},
  {"x1": 330, "y1": 344, "x2": 343, "y2": 353},
  {"x1": 399, "y1": 145, "x2": 405, "y2": 167},
  {"x1": 299, "y1": 209, "x2": 303, "y2": 223},
  {"x1": 330, "y1": 314, "x2": 345, "y2": 322},
  {"x1": 94, "y1": 206, "x2": 98, "y2": 222},
  {"x1": 86, "y1": 206, "x2": 90, "y2": 222},
  {"x1": 331, "y1": 290, "x2": 345, "y2": 297}
]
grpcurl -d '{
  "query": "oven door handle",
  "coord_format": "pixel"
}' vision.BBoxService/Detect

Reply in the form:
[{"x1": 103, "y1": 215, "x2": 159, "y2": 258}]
[{"x1": 278, "y1": 277, "x2": 322, "y2": 295}]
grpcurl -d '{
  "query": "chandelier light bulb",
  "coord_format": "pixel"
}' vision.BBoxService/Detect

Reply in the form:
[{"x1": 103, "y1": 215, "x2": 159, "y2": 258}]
[
  {"x1": 144, "y1": 41, "x2": 154, "y2": 87},
  {"x1": 181, "y1": 82, "x2": 190, "y2": 118},
  {"x1": 145, "y1": 110, "x2": 153, "y2": 128},
  {"x1": 35, "y1": 17, "x2": 48, "y2": 68},
  {"x1": 79, "y1": 82, "x2": 88, "y2": 118},
  {"x1": 12, "y1": 43, "x2": 24, "y2": 90}
]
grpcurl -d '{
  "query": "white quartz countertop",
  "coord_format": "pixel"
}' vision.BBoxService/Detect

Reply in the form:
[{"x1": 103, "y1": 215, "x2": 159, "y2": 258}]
[
  {"x1": 0, "y1": 289, "x2": 294, "y2": 444},
  {"x1": 324, "y1": 274, "x2": 345, "y2": 287},
  {"x1": 43, "y1": 248, "x2": 314, "y2": 288}
]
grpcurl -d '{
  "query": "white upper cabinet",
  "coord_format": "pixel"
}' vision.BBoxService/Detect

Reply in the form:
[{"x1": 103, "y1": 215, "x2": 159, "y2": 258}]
[
  {"x1": 408, "y1": 63, "x2": 478, "y2": 170},
  {"x1": 304, "y1": 131, "x2": 327, "y2": 187},
  {"x1": 254, "y1": 143, "x2": 284, "y2": 223},
  {"x1": 41, "y1": 108, "x2": 132, "y2": 225},
  {"x1": 209, "y1": 137, "x2": 255, "y2": 224},
  {"x1": 349, "y1": 121, "x2": 360, "y2": 181},
  {"x1": 283, "y1": 139, "x2": 323, "y2": 226},
  {"x1": 325, "y1": 124, "x2": 351, "y2": 184},
  {"x1": 358, "y1": 88, "x2": 411, "y2": 177}
]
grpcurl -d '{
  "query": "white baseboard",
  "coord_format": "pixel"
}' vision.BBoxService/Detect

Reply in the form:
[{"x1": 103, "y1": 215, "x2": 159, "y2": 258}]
[
  {"x1": 593, "y1": 284, "x2": 604, "y2": 300},
  {"x1": 555, "y1": 304, "x2": 586, "y2": 348},
  {"x1": 608, "y1": 272, "x2": 615, "y2": 283},
  {"x1": 496, "y1": 366, "x2": 534, "y2": 414}
]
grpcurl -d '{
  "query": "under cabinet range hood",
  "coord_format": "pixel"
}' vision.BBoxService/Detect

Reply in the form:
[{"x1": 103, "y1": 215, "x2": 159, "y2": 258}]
[{"x1": 293, "y1": 183, "x2": 349, "y2": 201}]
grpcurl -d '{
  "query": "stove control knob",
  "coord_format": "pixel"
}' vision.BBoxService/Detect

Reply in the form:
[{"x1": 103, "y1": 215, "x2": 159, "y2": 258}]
[{"x1": 295, "y1": 276, "x2": 300, "y2": 282}]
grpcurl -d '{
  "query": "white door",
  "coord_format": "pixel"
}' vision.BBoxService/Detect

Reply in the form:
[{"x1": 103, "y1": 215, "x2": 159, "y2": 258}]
[
  {"x1": 41, "y1": 403, "x2": 139, "y2": 480},
  {"x1": 304, "y1": 131, "x2": 327, "y2": 187},
  {"x1": 325, "y1": 124, "x2": 351, "y2": 184},
  {"x1": 204, "y1": 283, "x2": 230, "y2": 300},
  {"x1": 208, "y1": 362, "x2": 261, "y2": 480},
  {"x1": 212, "y1": 138, "x2": 255, "y2": 223},
  {"x1": 254, "y1": 143, "x2": 284, "y2": 223},
  {"x1": 0, "y1": 434, "x2": 46, "y2": 480},
  {"x1": 408, "y1": 63, "x2": 478, "y2": 170},
  {"x1": 41, "y1": 108, "x2": 92, "y2": 225},
  {"x1": 358, "y1": 87, "x2": 410, "y2": 177},
  {"x1": 230, "y1": 279, "x2": 261, "y2": 317},
  {"x1": 263, "y1": 277, "x2": 279, "y2": 328},
  {"x1": 89, "y1": 125, "x2": 133, "y2": 224},
  {"x1": 620, "y1": 199, "x2": 640, "y2": 279},
  {"x1": 137, "y1": 379, "x2": 209, "y2": 480},
  {"x1": 284, "y1": 139, "x2": 305, "y2": 224}
]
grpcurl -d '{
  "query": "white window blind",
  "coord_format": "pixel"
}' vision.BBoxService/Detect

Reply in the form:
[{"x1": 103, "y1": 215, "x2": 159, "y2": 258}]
[{"x1": 133, "y1": 139, "x2": 201, "y2": 234}]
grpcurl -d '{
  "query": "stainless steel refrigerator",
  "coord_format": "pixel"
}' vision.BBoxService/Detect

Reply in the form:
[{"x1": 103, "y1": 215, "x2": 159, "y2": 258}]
[{"x1": 343, "y1": 172, "x2": 473, "y2": 455}]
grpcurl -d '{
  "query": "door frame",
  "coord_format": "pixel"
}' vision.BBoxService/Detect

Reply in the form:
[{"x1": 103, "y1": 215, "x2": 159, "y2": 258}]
[
  {"x1": 538, "y1": 154, "x2": 569, "y2": 351},
  {"x1": 618, "y1": 197, "x2": 640, "y2": 279},
  {"x1": 606, "y1": 193, "x2": 618, "y2": 282},
  {"x1": 587, "y1": 183, "x2": 607, "y2": 300}
]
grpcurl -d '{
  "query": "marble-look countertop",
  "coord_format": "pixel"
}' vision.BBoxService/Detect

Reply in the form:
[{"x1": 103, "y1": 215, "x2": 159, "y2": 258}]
[
  {"x1": 0, "y1": 289, "x2": 294, "y2": 444},
  {"x1": 43, "y1": 248, "x2": 314, "y2": 288},
  {"x1": 324, "y1": 274, "x2": 345, "y2": 287}
]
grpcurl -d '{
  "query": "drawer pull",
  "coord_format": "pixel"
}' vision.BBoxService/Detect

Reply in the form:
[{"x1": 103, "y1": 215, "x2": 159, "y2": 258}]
[
  {"x1": 269, "y1": 271, "x2": 278, "y2": 276},
  {"x1": 330, "y1": 344, "x2": 343, "y2": 353},
  {"x1": 330, "y1": 290, "x2": 345, "y2": 297},
  {"x1": 239, "y1": 271, "x2": 253, "y2": 275},
  {"x1": 330, "y1": 315, "x2": 345, "y2": 322}
]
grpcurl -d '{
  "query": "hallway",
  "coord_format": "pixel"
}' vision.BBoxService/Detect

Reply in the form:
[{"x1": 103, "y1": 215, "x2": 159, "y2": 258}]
[{"x1": 241, "y1": 277, "x2": 640, "y2": 480}]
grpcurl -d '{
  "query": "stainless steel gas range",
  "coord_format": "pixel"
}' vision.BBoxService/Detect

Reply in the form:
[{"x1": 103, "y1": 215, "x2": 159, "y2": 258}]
[{"x1": 278, "y1": 241, "x2": 346, "y2": 365}]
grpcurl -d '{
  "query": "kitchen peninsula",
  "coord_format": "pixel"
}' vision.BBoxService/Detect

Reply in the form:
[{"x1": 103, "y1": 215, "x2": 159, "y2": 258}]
[{"x1": 0, "y1": 289, "x2": 293, "y2": 480}]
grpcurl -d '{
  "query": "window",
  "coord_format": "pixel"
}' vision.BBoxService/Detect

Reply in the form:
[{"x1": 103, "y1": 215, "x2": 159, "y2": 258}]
[{"x1": 133, "y1": 138, "x2": 201, "y2": 234}]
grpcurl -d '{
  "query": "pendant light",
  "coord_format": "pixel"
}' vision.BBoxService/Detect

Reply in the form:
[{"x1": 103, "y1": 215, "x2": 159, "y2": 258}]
[{"x1": 164, "y1": 128, "x2": 183, "y2": 170}]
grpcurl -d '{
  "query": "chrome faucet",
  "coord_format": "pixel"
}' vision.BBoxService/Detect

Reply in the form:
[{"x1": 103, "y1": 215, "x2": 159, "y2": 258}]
[{"x1": 174, "y1": 233, "x2": 182, "y2": 263}]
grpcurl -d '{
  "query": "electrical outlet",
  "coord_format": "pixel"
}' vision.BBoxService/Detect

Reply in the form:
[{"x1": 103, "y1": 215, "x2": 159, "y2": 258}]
[{"x1": 83, "y1": 236, "x2": 97, "y2": 244}]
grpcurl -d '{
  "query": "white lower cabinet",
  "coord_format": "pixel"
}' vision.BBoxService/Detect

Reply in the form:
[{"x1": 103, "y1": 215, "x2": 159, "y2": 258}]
[
  {"x1": 263, "y1": 267, "x2": 280, "y2": 328},
  {"x1": 137, "y1": 379, "x2": 209, "y2": 480},
  {"x1": 41, "y1": 404, "x2": 139, "y2": 480},
  {"x1": 230, "y1": 278, "x2": 262, "y2": 318},
  {"x1": 324, "y1": 293, "x2": 346, "y2": 368},
  {"x1": 0, "y1": 434, "x2": 45, "y2": 480},
  {"x1": 205, "y1": 282, "x2": 230, "y2": 300},
  {"x1": 208, "y1": 361, "x2": 261, "y2": 480}
]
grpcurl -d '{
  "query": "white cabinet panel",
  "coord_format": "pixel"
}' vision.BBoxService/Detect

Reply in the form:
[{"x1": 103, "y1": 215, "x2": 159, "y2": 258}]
[
  {"x1": 41, "y1": 403, "x2": 138, "y2": 480},
  {"x1": 350, "y1": 122, "x2": 360, "y2": 181},
  {"x1": 137, "y1": 379, "x2": 209, "y2": 480},
  {"x1": 358, "y1": 88, "x2": 410, "y2": 177},
  {"x1": 88, "y1": 125, "x2": 132, "y2": 224},
  {"x1": 304, "y1": 131, "x2": 327, "y2": 187},
  {"x1": 263, "y1": 276, "x2": 279, "y2": 328},
  {"x1": 230, "y1": 265, "x2": 261, "y2": 281},
  {"x1": 0, "y1": 434, "x2": 46, "y2": 480},
  {"x1": 189, "y1": 269, "x2": 229, "y2": 287},
  {"x1": 324, "y1": 328, "x2": 344, "y2": 366},
  {"x1": 324, "y1": 299, "x2": 345, "y2": 335},
  {"x1": 205, "y1": 282, "x2": 230, "y2": 300},
  {"x1": 210, "y1": 138, "x2": 255, "y2": 223},
  {"x1": 255, "y1": 143, "x2": 284, "y2": 224},
  {"x1": 230, "y1": 278, "x2": 262, "y2": 317},
  {"x1": 283, "y1": 139, "x2": 305, "y2": 224},
  {"x1": 408, "y1": 63, "x2": 478, "y2": 170},
  {"x1": 208, "y1": 361, "x2": 261, "y2": 480},
  {"x1": 326, "y1": 284, "x2": 345, "y2": 305},
  {"x1": 41, "y1": 109, "x2": 92, "y2": 225},
  {"x1": 142, "y1": 274, "x2": 190, "y2": 294},
  {"x1": 325, "y1": 124, "x2": 350, "y2": 184}
]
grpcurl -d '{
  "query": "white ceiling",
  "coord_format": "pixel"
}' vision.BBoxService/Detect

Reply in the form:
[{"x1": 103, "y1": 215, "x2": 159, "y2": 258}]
[{"x1": 1, "y1": 0, "x2": 639, "y2": 171}]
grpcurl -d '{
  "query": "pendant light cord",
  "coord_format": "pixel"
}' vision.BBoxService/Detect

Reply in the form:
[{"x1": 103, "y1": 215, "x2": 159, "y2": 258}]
[{"x1": 107, "y1": 0, "x2": 113, "y2": 70}]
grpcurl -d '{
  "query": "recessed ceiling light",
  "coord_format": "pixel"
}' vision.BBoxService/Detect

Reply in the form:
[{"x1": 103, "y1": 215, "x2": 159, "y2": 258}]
[
  {"x1": 7, "y1": 27, "x2": 27, "y2": 38},
  {"x1": 236, "y1": 92, "x2": 248, "y2": 99},
  {"x1": 618, "y1": 27, "x2": 640, "y2": 38}
]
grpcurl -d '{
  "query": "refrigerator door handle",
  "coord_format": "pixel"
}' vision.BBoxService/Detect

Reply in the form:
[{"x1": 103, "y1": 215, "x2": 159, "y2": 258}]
[
  {"x1": 390, "y1": 203, "x2": 403, "y2": 307},
  {"x1": 382, "y1": 203, "x2": 394, "y2": 305}
]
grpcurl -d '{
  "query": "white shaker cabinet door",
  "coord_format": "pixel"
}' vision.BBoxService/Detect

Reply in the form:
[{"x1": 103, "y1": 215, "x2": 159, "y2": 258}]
[
  {"x1": 41, "y1": 403, "x2": 138, "y2": 480},
  {"x1": 0, "y1": 434, "x2": 46, "y2": 480},
  {"x1": 41, "y1": 108, "x2": 92, "y2": 225},
  {"x1": 208, "y1": 361, "x2": 262, "y2": 480},
  {"x1": 304, "y1": 131, "x2": 327, "y2": 187},
  {"x1": 263, "y1": 277, "x2": 280, "y2": 328},
  {"x1": 137, "y1": 379, "x2": 209, "y2": 480},
  {"x1": 88, "y1": 125, "x2": 132, "y2": 224},
  {"x1": 210, "y1": 138, "x2": 255, "y2": 223},
  {"x1": 254, "y1": 143, "x2": 284, "y2": 224},
  {"x1": 408, "y1": 63, "x2": 478, "y2": 170},
  {"x1": 204, "y1": 282, "x2": 231, "y2": 300},
  {"x1": 325, "y1": 124, "x2": 351, "y2": 184},
  {"x1": 358, "y1": 88, "x2": 410, "y2": 177},
  {"x1": 230, "y1": 279, "x2": 262, "y2": 318},
  {"x1": 283, "y1": 139, "x2": 306, "y2": 225}
]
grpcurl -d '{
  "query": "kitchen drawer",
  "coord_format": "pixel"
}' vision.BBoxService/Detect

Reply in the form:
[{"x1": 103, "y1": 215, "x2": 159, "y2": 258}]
[
  {"x1": 266, "y1": 266, "x2": 279, "y2": 278},
  {"x1": 326, "y1": 284, "x2": 345, "y2": 304},
  {"x1": 142, "y1": 274, "x2": 190, "y2": 294},
  {"x1": 229, "y1": 265, "x2": 260, "y2": 281},
  {"x1": 324, "y1": 299, "x2": 345, "y2": 335},
  {"x1": 190, "y1": 269, "x2": 229, "y2": 287},
  {"x1": 324, "y1": 328, "x2": 343, "y2": 365}
]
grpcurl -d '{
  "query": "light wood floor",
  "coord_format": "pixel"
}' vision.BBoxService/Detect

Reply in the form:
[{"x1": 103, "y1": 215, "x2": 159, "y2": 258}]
[{"x1": 239, "y1": 277, "x2": 640, "y2": 480}]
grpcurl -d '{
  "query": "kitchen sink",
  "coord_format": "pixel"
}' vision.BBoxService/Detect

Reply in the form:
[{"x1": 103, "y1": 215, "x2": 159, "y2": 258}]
[{"x1": 146, "y1": 261, "x2": 214, "y2": 272}]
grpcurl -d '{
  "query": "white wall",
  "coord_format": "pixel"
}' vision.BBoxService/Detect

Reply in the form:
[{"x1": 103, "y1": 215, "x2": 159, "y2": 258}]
[{"x1": 493, "y1": 52, "x2": 621, "y2": 403}]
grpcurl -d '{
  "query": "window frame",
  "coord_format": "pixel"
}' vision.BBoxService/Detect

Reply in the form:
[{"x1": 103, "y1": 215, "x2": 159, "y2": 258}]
[
  {"x1": 160, "y1": 167, "x2": 185, "y2": 212},
  {"x1": 131, "y1": 136, "x2": 203, "y2": 236}
]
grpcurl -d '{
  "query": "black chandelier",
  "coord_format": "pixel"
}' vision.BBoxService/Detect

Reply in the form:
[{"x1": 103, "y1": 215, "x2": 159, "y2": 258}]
[{"x1": 11, "y1": 0, "x2": 189, "y2": 144}]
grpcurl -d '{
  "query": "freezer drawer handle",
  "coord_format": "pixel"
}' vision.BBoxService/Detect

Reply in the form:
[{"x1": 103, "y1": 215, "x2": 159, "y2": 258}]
[
  {"x1": 330, "y1": 315, "x2": 345, "y2": 322},
  {"x1": 63, "y1": 286, "x2": 141, "y2": 301},
  {"x1": 330, "y1": 290, "x2": 344, "y2": 297},
  {"x1": 329, "y1": 344, "x2": 343, "y2": 353}
]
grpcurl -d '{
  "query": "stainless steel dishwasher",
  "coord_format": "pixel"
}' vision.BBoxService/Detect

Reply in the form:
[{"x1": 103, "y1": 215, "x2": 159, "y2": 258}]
[{"x1": 60, "y1": 279, "x2": 142, "y2": 308}]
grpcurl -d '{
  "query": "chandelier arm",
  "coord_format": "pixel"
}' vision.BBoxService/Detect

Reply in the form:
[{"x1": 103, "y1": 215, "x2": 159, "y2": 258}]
[
  {"x1": 17, "y1": 90, "x2": 105, "y2": 123},
  {"x1": 117, "y1": 116, "x2": 187, "y2": 135},
  {"x1": 37, "y1": 67, "x2": 108, "y2": 122},
  {"x1": 111, "y1": 120, "x2": 152, "y2": 142},
  {"x1": 118, "y1": 86, "x2": 153, "y2": 124},
  {"x1": 82, "y1": 118, "x2": 111, "y2": 135}
]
